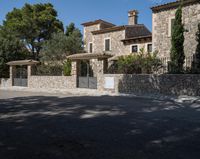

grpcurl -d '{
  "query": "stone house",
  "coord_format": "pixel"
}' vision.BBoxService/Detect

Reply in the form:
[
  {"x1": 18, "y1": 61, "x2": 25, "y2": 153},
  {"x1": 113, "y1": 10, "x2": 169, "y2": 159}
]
[
  {"x1": 82, "y1": 10, "x2": 152, "y2": 58},
  {"x1": 151, "y1": 0, "x2": 200, "y2": 68},
  {"x1": 67, "y1": 10, "x2": 152, "y2": 89}
]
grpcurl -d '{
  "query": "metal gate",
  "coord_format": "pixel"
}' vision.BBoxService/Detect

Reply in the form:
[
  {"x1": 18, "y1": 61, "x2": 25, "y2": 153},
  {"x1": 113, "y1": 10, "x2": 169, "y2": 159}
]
[
  {"x1": 13, "y1": 66, "x2": 28, "y2": 87},
  {"x1": 78, "y1": 61, "x2": 97, "y2": 89}
]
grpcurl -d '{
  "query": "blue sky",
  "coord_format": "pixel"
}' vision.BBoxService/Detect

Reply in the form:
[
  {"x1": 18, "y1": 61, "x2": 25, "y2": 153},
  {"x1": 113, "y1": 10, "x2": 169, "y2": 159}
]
[{"x1": 0, "y1": 0, "x2": 175, "y2": 32}]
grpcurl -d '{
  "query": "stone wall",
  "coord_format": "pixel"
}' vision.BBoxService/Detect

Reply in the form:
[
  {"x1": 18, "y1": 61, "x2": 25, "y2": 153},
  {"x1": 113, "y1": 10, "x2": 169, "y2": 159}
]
[
  {"x1": 153, "y1": 3, "x2": 200, "y2": 59},
  {"x1": 0, "y1": 78, "x2": 12, "y2": 88},
  {"x1": 102, "y1": 74, "x2": 200, "y2": 96},
  {"x1": 28, "y1": 76, "x2": 76, "y2": 89},
  {"x1": 84, "y1": 24, "x2": 100, "y2": 52},
  {"x1": 93, "y1": 30, "x2": 126, "y2": 56}
]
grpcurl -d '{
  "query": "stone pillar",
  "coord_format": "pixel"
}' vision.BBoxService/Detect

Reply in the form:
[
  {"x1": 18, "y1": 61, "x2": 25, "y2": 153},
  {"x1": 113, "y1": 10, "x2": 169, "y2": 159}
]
[
  {"x1": 9, "y1": 65, "x2": 16, "y2": 87},
  {"x1": 27, "y1": 65, "x2": 31, "y2": 88},
  {"x1": 71, "y1": 60, "x2": 79, "y2": 88},
  {"x1": 27, "y1": 65, "x2": 32, "y2": 77},
  {"x1": 96, "y1": 59, "x2": 105, "y2": 92}
]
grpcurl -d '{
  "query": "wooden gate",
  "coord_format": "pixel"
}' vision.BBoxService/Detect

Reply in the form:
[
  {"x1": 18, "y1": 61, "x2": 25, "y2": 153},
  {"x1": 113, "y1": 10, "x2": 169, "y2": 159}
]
[{"x1": 13, "y1": 66, "x2": 28, "y2": 87}]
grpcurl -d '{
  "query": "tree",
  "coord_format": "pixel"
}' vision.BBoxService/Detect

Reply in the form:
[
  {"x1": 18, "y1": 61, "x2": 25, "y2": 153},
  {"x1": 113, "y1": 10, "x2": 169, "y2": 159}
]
[
  {"x1": 41, "y1": 32, "x2": 68, "y2": 64},
  {"x1": 2, "y1": 3, "x2": 64, "y2": 60},
  {"x1": 169, "y1": 6, "x2": 185, "y2": 73},
  {"x1": 191, "y1": 23, "x2": 200, "y2": 73},
  {"x1": 65, "y1": 23, "x2": 76, "y2": 36},
  {"x1": 0, "y1": 28, "x2": 28, "y2": 77},
  {"x1": 65, "y1": 23, "x2": 83, "y2": 54},
  {"x1": 41, "y1": 23, "x2": 83, "y2": 64}
]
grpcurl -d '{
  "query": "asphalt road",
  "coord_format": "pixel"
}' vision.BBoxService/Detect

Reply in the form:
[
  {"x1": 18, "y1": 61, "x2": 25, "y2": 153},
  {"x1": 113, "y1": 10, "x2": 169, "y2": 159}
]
[{"x1": 0, "y1": 90, "x2": 200, "y2": 159}]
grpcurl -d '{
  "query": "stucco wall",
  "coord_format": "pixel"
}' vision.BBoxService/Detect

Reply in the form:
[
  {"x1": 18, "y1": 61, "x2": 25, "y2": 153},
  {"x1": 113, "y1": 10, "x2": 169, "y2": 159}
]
[
  {"x1": 153, "y1": 3, "x2": 200, "y2": 59},
  {"x1": 102, "y1": 74, "x2": 200, "y2": 96},
  {"x1": 28, "y1": 76, "x2": 76, "y2": 89}
]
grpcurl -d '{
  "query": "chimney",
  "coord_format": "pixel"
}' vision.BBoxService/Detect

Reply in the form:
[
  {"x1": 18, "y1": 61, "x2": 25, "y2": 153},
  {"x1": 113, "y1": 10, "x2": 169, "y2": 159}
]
[{"x1": 128, "y1": 10, "x2": 138, "y2": 25}]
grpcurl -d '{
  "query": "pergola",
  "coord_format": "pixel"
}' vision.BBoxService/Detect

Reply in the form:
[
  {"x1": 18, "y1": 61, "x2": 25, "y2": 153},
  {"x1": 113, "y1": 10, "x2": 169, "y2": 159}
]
[{"x1": 7, "y1": 60, "x2": 39, "y2": 87}]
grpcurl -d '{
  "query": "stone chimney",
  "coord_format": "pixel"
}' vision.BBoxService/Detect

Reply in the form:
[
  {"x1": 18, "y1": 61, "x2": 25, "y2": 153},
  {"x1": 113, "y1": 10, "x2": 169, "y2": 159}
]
[{"x1": 128, "y1": 10, "x2": 138, "y2": 25}]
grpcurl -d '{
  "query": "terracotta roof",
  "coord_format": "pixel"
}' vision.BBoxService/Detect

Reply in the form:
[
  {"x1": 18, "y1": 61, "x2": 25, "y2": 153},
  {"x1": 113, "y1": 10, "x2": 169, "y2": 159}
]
[
  {"x1": 67, "y1": 53, "x2": 112, "y2": 60},
  {"x1": 151, "y1": 0, "x2": 200, "y2": 13},
  {"x1": 7, "y1": 60, "x2": 39, "y2": 66},
  {"x1": 121, "y1": 35, "x2": 152, "y2": 43},
  {"x1": 81, "y1": 19, "x2": 115, "y2": 27}
]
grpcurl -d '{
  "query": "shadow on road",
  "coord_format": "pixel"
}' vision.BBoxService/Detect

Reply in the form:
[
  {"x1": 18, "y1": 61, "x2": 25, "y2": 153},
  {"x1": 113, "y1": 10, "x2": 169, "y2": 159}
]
[{"x1": 0, "y1": 94, "x2": 200, "y2": 159}]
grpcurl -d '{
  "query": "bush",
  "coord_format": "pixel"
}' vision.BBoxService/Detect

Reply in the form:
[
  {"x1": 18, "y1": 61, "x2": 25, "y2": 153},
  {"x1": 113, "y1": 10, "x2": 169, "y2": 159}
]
[
  {"x1": 32, "y1": 64, "x2": 63, "y2": 76},
  {"x1": 63, "y1": 60, "x2": 71, "y2": 76},
  {"x1": 117, "y1": 50, "x2": 162, "y2": 74}
]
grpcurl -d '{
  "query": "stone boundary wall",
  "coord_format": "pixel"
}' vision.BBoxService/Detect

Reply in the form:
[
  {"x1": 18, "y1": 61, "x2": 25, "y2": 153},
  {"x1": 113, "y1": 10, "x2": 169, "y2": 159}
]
[
  {"x1": 28, "y1": 76, "x2": 76, "y2": 89},
  {"x1": 0, "y1": 78, "x2": 12, "y2": 88},
  {"x1": 102, "y1": 74, "x2": 200, "y2": 96}
]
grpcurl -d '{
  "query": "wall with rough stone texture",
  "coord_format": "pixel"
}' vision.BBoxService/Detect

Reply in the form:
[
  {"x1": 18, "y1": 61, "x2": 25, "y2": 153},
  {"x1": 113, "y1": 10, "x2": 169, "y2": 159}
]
[
  {"x1": 153, "y1": 3, "x2": 200, "y2": 59},
  {"x1": 93, "y1": 30, "x2": 126, "y2": 56},
  {"x1": 84, "y1": 24, "x2": 100, "y2": 52},
  {"x1": 0, "y1": 78, "x2": 12, "y2": 88},
  {"x1": 28, "y1": 76, "x2": 76, "y2": 89},
  {"x1": 102, "y1": 74, "x2": 200, "y2": 96}
]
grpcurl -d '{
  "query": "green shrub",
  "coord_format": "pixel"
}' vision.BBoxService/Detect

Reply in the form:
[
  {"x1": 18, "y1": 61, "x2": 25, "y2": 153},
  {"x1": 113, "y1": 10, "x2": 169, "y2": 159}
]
[
  {"x1": 117, "y1": 50, "x2": 162, "y2": 74},
  {"x1": 169, "y1": 6, "x2": 185, "y2": 73},
  {"x1": 32, "y1": 64, "x2": 63, "y2": 76},
  {"x1": 63, "y1": 60, "x2": 71, "y2": 76}
]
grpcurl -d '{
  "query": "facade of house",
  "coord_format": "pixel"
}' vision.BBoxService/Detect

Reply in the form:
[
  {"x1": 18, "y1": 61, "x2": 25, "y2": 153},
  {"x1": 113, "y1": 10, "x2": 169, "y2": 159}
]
[
  {"x1": 82, "y1": 10, "x2": 152, "y2": 58},
  {"x1": 152, "y1": 0, "x2": 200, "y2": 67}
]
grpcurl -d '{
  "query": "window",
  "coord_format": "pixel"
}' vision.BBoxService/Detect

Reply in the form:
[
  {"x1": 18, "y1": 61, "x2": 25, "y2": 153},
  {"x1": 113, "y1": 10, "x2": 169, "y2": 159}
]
[
  {"x1": 168, "y1": 17, "x2": 175, "y2": 37},
  {"x1": 147, "y1": 44, "x2": 152, "y2": 53},
  {"x1": 89, "y1": 43, "x2": 93, "y2": 53},
  {"x1": 131, "y1": 45, "x2": 138, "y2": 53},
  {"x1": 105, "y1": 38, "x2": 111, "y2": 51}
]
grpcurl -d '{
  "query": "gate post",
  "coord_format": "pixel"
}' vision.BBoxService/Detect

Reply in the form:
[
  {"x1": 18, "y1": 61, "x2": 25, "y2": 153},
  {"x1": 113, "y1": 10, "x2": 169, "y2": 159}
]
[
  {"x1": 9, "y1": 65, "x2": 16, "y2": 87},
  {"x1": 71, "y1": 60, "x2": 79, "y2": 88},
  {"x1": 96, "y1": 59, "x2": 105, "y2": 92}
]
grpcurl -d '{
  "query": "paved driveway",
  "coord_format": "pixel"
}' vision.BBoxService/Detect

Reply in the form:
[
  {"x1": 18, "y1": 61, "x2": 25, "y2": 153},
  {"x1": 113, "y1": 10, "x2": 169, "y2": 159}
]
[{"x1": 0, "y1": 90, "x2": 200, "y2": 159}]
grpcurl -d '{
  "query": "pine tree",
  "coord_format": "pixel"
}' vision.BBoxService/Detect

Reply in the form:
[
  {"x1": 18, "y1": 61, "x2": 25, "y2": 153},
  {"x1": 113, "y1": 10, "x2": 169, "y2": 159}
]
[
  {"x1": 191, "y1": 23, "x2": 200, "y2": 73},
  {"x1": 169, "y1": 6, "x2": 185, "y2": 73}
]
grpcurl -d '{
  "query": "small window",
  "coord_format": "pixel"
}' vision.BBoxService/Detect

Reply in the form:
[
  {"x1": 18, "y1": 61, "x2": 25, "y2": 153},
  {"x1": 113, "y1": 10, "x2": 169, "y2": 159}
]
[
  {"x1": 131, "y1": 45, "x2": 138, "y2": 53},
  {"x1": 168, "y1": 17, "x2": 175, "y2": 37},
  {"x1": 89, "y1": 43, "x2": 93, "y2": 53},
  {"x1": 147, "y1": 44, "x2": 152, "y2": 53},
  {"x1": 171, "y1": 18, "x2": 175, "y2": 36},
  {"x1": 105, "y1": 39, "x2": 111, "y2": 51}
]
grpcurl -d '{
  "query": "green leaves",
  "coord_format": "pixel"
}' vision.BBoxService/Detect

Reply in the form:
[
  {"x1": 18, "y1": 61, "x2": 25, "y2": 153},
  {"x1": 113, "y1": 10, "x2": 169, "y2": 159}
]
[
  {"x1": 41, "y1": 23, "x2": 83, "y2": 64},
  {"x1": 2, "y1": 3, "x2": 64, "y2": 60},
  {"x1": 117, "y1": 51, "x2": 162, "y2": 74},
  {"x1": 169, "y1": 6, "x2": 185, "y2": 73}
]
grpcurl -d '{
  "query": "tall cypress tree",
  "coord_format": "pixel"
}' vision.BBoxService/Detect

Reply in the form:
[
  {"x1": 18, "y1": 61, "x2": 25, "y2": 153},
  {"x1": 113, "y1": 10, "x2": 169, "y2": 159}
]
[
  {"x1": 192, "y1": 24, "x2": 200, "y2": 73},
  {"x1": 169, "y1": 6, "x2": 185, "y2": 73}
]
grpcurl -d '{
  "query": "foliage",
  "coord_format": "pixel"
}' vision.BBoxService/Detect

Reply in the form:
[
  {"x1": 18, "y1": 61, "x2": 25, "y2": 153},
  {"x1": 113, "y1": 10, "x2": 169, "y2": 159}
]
[
  {"x1": 41, "y1": 32, "x2": 68, "y2": 63},
  {"x1": 41, "y1": 23, "x2": 83, "y2": 64},
  {"x1": 0, "y1": 30, "x2": 28, "y2": 77},
  {"x1": 191, "y1": 23, "x2": 200, "y2": 73},
  {"x1": 2, "y1": 3, "x2": 64, "y2": 60},
  {"x1": 65, "y1": 23, "x2": 83, "y2": 54},
  {"x1": 32, "y1": 63, "x2": 63, "y2": 76},
  {"x1": 63, "y1": 60, "x2": 71, "y2": 76},
  {"x1": 116, "y1": 49, "x2": 162, "y2": 74},
  {"x1": 169, "y1": 6, "x2": 185, "y2": 73}
]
